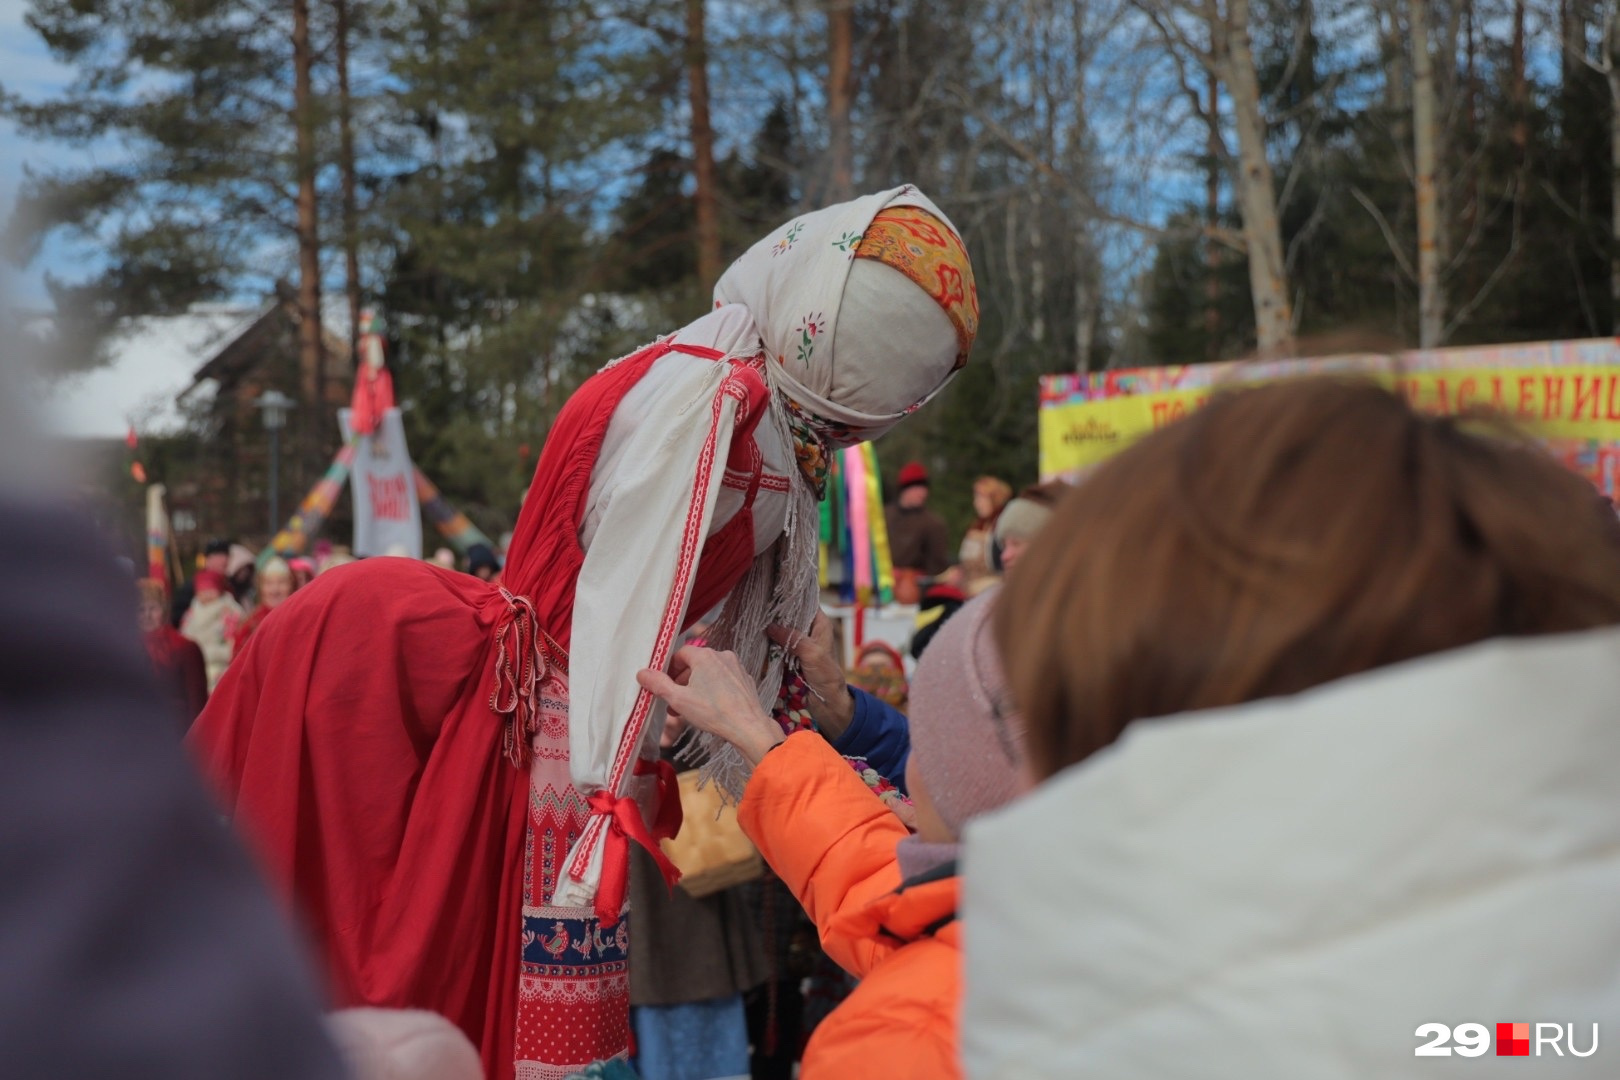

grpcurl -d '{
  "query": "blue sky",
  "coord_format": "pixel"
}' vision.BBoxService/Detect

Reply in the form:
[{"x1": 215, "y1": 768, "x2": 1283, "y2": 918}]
[
  {"x1": 0, "y1": 0, "x2": 1408, "y2": 319},
  {"x1": 0, "y1": 0, "x2": 767, "y2": 311},
  {"x1": 0, "y1": 0, "x2": 85, "y2": 305}
]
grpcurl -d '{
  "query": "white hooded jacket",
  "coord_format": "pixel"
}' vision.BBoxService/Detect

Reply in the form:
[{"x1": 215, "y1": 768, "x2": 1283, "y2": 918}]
[{"x1": 962, "y1": 627, "x2": 1620, "y2": 1078}]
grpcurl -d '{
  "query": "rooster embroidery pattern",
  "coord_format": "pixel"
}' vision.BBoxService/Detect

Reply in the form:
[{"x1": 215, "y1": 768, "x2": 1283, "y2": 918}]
[
  {"x1": 538, "y1": 921, "x2": 570, "y2": 962},
  {"x1": 521, "y1": 914, "x2": 630, "y2": 968}
]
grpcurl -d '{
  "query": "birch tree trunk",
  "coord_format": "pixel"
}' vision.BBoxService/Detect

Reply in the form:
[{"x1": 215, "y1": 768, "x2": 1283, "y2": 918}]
[
  {"x1": 827, "y1": 0, "x2": 855, "y2": 201},
  {"x1": 686, "y1": 0, "x2": 722, "y2": 285},
  {"x1": 292, "y1": 0, "x2": 325, "y2": 466},
  {"x1": 1217, "y1": 0, "x2": 1294, "y2": 356},
  {"x1": 1412, "y1": 0, "x2": 1444, "y2": 346}
]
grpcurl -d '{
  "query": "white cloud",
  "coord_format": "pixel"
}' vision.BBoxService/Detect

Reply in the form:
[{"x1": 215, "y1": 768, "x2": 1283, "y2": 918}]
[
  {"x1": 0, "y1": 0, "x2": 73, "y2": 95},
  {"x1": 31, "y1": 304, "x2": 266, "y2": 438}
]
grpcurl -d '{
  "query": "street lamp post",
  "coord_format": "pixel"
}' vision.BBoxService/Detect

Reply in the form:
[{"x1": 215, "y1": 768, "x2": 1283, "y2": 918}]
[{"x1": 254, "y1": 390, "x2": 296, "y2": 538}]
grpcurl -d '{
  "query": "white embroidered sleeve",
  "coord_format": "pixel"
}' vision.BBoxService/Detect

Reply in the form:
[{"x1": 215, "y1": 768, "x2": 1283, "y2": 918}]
[{"x1": 550, "y1": 355, "x2": 741, "y2": 908}]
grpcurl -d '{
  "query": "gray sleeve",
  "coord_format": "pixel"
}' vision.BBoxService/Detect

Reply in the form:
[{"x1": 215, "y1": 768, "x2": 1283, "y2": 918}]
[{"x1": 0, "y1": 498, "x2": 348, "y2": 1080}]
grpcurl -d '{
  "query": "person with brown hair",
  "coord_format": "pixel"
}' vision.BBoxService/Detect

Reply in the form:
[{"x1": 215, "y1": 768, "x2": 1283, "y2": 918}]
[
  {"x1": 961, "y1": 377, "x2": 1620, "y2": 1078},
  {"x1": 957, "y1": 476, "x2": 1012, "y2": 588}
]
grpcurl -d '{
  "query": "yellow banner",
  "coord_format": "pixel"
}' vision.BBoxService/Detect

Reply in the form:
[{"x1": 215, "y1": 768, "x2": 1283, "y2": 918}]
[{"x1": 1041, "y1": 366, "x2": 1620, "y2": 478}]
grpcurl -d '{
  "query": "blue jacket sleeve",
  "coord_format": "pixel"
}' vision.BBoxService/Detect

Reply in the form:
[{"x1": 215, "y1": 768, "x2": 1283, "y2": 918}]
[{"x1": 830, "y1": 688, "x2": 911, "y2": 794}]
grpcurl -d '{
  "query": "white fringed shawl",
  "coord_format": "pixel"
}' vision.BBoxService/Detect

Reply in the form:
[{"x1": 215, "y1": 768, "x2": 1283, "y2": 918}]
[{"x1": 553, "y1": 186, "x2": 966, "y2": 907}]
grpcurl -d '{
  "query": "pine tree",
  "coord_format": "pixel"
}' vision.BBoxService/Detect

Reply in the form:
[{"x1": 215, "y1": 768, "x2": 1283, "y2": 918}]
[
  {"x1": 3, "y1": 0, "x2": 316, "y2": 326},
  {"x1": 373, "y1": 0, "x2": 680, "y2": 534}
]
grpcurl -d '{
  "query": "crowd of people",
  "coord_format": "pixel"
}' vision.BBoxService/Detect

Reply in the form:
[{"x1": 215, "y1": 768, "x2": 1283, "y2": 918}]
[
  {"x1": 640, "y1": 377, "x2": 1620, "y2": 1078},
  {"x1": 6, "y1": 184, "x2": 1618, "y2": 1080},
  {"x1": 142, "y1": 461, "x2": 1017, "y2": 748},
  {"x1": 134, "y1": 538, "x2": 511, "y2": 732}
]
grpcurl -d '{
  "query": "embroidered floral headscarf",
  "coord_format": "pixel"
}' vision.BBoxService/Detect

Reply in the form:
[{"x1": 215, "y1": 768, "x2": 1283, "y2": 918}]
[
  {"x1": 713, "y1": 186, "x2": 979, "y2": 494},
  {"x1": 658, "y1": 186, "x2": 978, "y2": 797}
]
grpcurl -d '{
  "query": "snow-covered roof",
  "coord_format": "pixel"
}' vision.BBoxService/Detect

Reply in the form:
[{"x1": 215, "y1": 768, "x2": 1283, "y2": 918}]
[{"x1": 31, "y1": 303, "x2": 266, "y2": 439}]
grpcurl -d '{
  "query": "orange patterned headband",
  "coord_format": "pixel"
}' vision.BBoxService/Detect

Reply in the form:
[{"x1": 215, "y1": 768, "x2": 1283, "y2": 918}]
[{"x1": 854, "y1": 206, "x2": 979, "y2": 369}]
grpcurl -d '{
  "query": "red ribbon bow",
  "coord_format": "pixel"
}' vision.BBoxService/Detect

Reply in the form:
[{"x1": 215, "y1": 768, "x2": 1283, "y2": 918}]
[{"x1": 587, "y1": 758, "x2": 683, "y2": 925}]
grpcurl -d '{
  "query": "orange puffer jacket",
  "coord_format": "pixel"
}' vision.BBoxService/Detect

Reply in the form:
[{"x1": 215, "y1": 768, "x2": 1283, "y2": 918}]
[{"x1": 738, "y1": 731, "x2": 960, "y2": 1080}]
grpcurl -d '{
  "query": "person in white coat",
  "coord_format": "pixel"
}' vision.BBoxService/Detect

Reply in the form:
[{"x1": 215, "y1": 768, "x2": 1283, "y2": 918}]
[{"x1": 963, "y1": 377, "x2": 1620, "y2": 1079}]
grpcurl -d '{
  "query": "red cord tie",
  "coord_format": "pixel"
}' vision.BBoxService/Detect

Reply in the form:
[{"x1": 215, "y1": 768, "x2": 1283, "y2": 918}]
[
  {"x1": 587, "y1": 759, "x2": 684, "y2": 924},
  {"x1": 489, "y1": 587, "x2": 546, "y2": 768}
]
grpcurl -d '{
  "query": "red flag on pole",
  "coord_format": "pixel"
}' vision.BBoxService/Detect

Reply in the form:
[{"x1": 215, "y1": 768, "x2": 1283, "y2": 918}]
[{"x1": 348, "y1": 309, "x2": 396, "y2": 437}]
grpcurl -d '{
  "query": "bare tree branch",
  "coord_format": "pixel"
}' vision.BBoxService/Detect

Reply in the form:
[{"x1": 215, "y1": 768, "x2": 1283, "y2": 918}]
[
  {"x1": 948, "y1": 84, "x2": 1249, "y2": 251},
  {"x1": 1444, "y1": 176, "x2": 1517, "y2": 279},
  {"x1": 1444, "y1": 202, "x2": 1523, "y2": 339},
  {"x1": 1134, "y1": 1, "x2": 1226, "y2": 165},
  {"x1": 1261, "y1": 10, "x2": 1311, "y2": 113},
  {"x1": 1284, "y1": 182, "x2": 1330, "y2": 277},
  {"x1": 1276, "y1": 110, "x2": 1325, "y2": 217},
  {"x1": 1350, "y1": 184, "x2": 1418, "y2": 282}
]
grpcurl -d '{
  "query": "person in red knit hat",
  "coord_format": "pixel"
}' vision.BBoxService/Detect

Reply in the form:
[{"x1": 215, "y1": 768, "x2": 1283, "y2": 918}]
[
  {"x1": 136, "y1": 578, "x2": 209, "y2": 730},
  {"x1": 179, "y1": 568, "x2": 242, "y2": 692},
  {"x1": 885, "y1": 461, "x2": 951, "y2": 603},
  {"x1": 848, "y1": 639, "x2": 909, "y2": 712}
]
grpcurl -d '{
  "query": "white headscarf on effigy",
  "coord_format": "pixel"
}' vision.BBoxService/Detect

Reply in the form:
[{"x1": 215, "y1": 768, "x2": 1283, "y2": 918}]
[{"x1": 553, "y1": 185, "x2": 975, "y2": 909}]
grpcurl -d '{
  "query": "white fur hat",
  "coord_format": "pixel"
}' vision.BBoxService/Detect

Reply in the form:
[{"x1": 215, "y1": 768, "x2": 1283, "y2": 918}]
[{"x1": 994, "y1": 496, "x2": 1054, "y2": 545}]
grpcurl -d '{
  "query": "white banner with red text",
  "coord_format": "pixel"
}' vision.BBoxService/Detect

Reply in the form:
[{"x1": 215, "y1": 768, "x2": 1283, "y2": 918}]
[{"x1": 339, "y1": 407, "x2": 422, "y2": 558}]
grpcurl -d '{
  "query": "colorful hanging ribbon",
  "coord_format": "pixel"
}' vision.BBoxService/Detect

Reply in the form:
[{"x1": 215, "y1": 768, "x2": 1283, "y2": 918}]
[
  {"x1": 844, "y1": 446, "x2": 874, "y2": 604},
  {"x1": 145, "y1": 484, "x2": 171, "y2": 588},
  {"x1": 818, "y1": 479, "x2": 833, "y2": 590},
  {"x1": 817, "y1": 442, "x2": 896, "y2": 606},
  {"x1": 265, "y1": 439, "x2": 359, "y2": 560},
  {"x1": 415, "y1": 468, "x2": 496, "y2": 555},
  {"x1": 862, "y1": 442, "x2": 896, "y2": 605},
  {"x1": 838, "y1": 455, "x2": 855, "y2": 602}
]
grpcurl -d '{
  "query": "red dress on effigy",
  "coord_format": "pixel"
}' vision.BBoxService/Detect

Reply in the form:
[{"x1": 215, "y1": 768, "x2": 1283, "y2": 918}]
[{"x1": 189, "y1": 339, "x2": 771, "y2": 1080}]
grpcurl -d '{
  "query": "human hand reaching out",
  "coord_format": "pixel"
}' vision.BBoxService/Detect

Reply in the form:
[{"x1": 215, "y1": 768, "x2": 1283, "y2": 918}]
[
  {"x1": 637, "y1": 646, "x2": 786, "y2": 766},
  {"x1": 766, "y1": 612, "x2": 855, "y2": 739}
]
